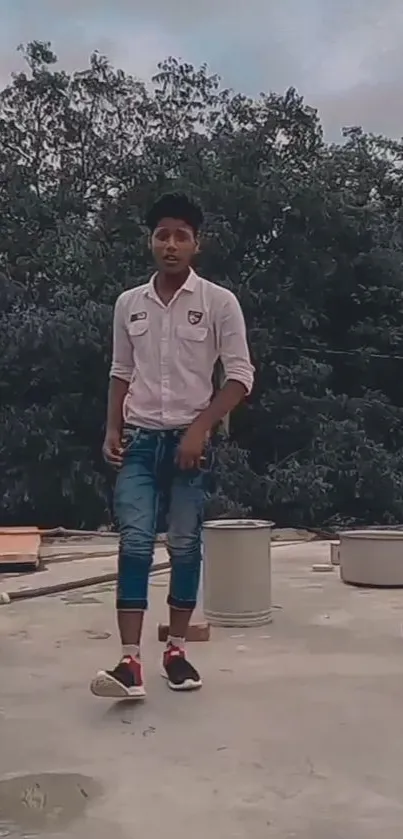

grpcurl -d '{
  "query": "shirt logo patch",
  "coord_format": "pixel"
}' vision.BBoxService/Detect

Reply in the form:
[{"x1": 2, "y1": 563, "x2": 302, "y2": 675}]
[
  {"x1": 188, "y1": 310, "x2": 203, "y2": 325},
  {"x1": 130, "y1": 311, "x2": 147, "y2": 322}
]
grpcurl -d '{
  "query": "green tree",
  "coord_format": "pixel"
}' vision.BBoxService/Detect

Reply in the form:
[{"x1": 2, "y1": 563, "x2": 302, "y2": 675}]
[{"x1": 2, "y1": 41, "x2": 403, "y2": 529}]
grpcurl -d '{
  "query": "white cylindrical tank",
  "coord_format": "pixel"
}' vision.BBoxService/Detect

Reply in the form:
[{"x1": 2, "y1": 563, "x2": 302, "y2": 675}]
[
  {"x1": 202, "y1": 519, "x2": 273, "y2": 627},
  {"x1": 340, "y1": 529, "x2": 403, "y2": 586}
]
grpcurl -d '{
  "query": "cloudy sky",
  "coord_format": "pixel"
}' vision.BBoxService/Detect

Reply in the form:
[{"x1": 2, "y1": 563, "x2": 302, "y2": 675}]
[{"x1": 1, "y1": 0, "x2": 403, "y2": 140}]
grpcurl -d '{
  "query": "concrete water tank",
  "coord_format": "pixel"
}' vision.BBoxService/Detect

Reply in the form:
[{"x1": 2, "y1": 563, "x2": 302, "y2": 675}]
[
  {"x1": 340, "y1": 529, "x2": 403, "y2": 587},
  {"x1": 202, "y1": 519, "x2": 273, "y2": 627}
]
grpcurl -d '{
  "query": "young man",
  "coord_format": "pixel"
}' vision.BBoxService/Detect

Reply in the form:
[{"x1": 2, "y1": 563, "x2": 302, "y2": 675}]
[{"x1": 90, "y1": 192, "x2": 254, "y2": 700}]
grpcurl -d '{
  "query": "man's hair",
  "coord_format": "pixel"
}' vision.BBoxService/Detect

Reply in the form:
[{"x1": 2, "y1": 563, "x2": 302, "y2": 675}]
[{"x1": 145, "y1": 192, "x2": 204, "y2": 236}]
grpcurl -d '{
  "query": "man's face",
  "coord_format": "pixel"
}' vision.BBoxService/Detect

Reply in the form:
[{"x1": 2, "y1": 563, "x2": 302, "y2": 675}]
[{"x1": 150, "y1": 217, "x2": 199, "y2": 275}]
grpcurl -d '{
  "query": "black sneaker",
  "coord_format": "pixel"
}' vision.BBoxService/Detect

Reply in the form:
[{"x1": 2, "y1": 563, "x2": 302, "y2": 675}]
[
  {"x1": 162, "y1": 646, "x2": 202, "y2": 691},
  {"x1": 90, "y1": 656, "x2": 146, "y2": 699}
]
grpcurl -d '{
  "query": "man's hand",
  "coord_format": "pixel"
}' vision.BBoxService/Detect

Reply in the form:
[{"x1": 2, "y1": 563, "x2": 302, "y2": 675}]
[
  {"x1": 176, "y1": 423, "x2": 208, "y2": 470},
  {"x1": 102, "y1": 430, "x2": 123, "y2": 468}
]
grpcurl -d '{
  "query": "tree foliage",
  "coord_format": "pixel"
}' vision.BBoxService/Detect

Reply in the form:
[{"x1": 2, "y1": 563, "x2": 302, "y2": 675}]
[{"x1": 2, "y1": 41, "x2": 403, "y2": 528}]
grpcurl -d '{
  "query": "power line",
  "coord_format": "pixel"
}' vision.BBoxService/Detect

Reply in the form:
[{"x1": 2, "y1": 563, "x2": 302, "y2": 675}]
[{"x1": 266, "y1": 345, "x2": 403, "y2": 361}]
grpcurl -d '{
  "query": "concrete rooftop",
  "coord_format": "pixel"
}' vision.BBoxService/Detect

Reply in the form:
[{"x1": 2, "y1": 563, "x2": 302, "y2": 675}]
[{"x1": 1, "y1": 541, "x2": 403, "y2": 838}]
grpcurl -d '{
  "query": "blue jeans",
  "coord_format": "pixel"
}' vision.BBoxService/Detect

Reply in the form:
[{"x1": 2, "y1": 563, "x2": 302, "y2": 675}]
[{"x1": 114, "y1": 426, "x2": 210, "y2": 612}]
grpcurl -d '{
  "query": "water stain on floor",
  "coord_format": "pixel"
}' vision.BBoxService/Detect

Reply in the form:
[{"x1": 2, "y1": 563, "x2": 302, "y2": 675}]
[
  {"x1": 62, "y1": 594, "x2": 102, "y2": 605},
  {"x1": 0, "y1": 772, "x2": 102, "y2": 835}
]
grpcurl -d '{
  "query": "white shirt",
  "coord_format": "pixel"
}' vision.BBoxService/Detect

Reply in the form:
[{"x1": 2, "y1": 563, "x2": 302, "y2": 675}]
[{"x1": 110, "y1": 269, "x2": 254, "y2": 430}]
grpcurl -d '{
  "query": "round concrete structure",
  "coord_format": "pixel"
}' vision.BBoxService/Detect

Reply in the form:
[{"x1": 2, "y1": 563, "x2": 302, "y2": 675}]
[
  {"x1": 202, "y1": 519, "x2": 273, "y2": 627},
  {"x1": 340, "y1": 529, "x2": 403, "y2": 587}
]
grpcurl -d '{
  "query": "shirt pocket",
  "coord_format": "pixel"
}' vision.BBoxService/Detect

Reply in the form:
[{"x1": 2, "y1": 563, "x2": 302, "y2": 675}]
[
  {"x1": 128, "y1": 321, "x2": 149, "y2": 359},
  {"x1": 176, "y1": 325, "x2": 209, "y2": 372},
  {"x1": 128, "y1": 321, "x2": 149, "y2": 338}
]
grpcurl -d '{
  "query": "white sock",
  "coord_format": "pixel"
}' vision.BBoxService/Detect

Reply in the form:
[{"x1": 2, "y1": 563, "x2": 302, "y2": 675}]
[
  {"x1": 167, "y1": 635, "x2": 185, "y2": 651},
  {"x1": 122, "y1": 644, "x2": 140, "y2": 660}
]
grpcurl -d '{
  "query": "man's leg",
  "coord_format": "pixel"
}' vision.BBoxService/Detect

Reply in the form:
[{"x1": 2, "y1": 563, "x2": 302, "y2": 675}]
[
  {"x1": 91, "y1": 429, "x2": 159, "y2": 699},
  {"x1": 163, "y1": 464, "x2": 205, "y2": 691}
]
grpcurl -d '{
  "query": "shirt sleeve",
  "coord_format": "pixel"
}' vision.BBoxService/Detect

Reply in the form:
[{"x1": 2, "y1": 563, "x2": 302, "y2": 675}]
[
  {"x1": 216, "y1": 291, "x2": 255, "y2": 395},
  {"x1": 109, "y1": 294, "x2": 134, "y2": 382}
]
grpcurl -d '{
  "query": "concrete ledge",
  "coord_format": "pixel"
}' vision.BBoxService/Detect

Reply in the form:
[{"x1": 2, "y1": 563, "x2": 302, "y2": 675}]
[
  {"x1": 0, "y1": 528, "x2": 40, "y2": 569},
  {"x1": 330, "y1": 542, "x2": 341, "y2": 566}
]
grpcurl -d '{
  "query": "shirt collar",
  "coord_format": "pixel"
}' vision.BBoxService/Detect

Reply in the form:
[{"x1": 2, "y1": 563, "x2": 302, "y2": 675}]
[{"x1": 144, "y1": 268, "x2": 198, "y2": 299}]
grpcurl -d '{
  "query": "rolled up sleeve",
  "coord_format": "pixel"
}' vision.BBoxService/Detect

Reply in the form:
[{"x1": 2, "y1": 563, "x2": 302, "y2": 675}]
[
  {"x1": 110, "y1": 294, "x2": 134, "y2": 382},
  {"x1": 217, "y1": 292, "x2": 254, "y2": 395}
]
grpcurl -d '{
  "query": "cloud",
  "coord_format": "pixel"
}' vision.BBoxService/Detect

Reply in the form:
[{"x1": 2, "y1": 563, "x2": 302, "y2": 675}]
[
  {"x1": 0, "y1": 1, "x2": 180, "y2": 86},
  {"x1": 0, "y1": 0, "x2": 403, "y2": 139},
  {"x1": 313, "y1": 79, "x2": 403, "y2": 142}
]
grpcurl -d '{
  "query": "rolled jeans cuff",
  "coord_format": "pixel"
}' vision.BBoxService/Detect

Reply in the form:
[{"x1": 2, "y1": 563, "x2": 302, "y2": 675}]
[
  {"x1": 116, "y1": 597, "x2": 148, "y2": 611},
  {"x1": 167, "y1": 594, "x2": 197, "y2": 611}
]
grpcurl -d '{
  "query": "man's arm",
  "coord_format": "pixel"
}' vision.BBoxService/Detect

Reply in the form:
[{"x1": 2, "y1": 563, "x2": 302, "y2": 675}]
[
  {"x1": 106, "y1": 378, "x2": 129, "y2": 436},
  {"x1": 176, "y1": 292, "x2": 254, "y2": 468},
  {"x1": 103, "y1": 295, "x2": 133, "y2": 465},
  {"x1": 107, "y1": 294, "x2": 133, "y2": 430},
  {"x1": 192, "y1": 291, "x2": 254, "y2": 435}
]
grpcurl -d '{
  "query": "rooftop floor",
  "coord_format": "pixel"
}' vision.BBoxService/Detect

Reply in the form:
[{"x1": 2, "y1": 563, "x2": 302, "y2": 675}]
[{"x1": 1, "y1": 541, "x2": 403, "y2": 838}]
